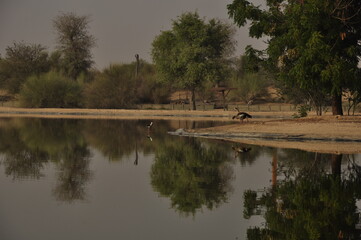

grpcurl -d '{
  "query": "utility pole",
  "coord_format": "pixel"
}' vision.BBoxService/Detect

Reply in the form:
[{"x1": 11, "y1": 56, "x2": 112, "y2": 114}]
[{"x1": 135, "y1": 54, "x2": 140, "y2": 77}]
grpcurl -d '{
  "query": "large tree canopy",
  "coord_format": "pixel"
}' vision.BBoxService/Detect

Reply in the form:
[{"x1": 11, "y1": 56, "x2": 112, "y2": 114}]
[
  {"x1": 53, "y1": 12, "x2": 96, "y2": 80},
  {"x1": 151, "y1": 12, "x2": 235, "y2": 110},
  {"x1": 228, "y1": 0, "x2": 361, "y2": 115}
]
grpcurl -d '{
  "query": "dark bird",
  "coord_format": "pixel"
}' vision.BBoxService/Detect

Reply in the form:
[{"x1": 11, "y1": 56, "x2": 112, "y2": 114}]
[{"x1": 232, "y1": 110, "x2": 252, "y2": 122}]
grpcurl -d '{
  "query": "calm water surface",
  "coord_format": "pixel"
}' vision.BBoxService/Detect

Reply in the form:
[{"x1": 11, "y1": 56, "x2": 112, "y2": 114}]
[{"x1": 0, "y1": 118, "x2": 361, "y2": 240}]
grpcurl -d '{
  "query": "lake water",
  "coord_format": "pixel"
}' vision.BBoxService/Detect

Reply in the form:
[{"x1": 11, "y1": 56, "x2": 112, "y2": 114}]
[{"x1": 1, "y1": 117, "x2": 361, "y2": 240}]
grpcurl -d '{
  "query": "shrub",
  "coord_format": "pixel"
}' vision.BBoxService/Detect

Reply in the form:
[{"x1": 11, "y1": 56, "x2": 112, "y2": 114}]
[
  {"x1": 292, "y1": 104, "x2": 311, "y2": 118},
  {"x1": 134, "y1": 61, "x2": 171, "y2": 104},
  {"x1": 230, "y1": 72, "x2": 270, "y2": 103},
  {"x1": 151, "y1": 85, "x2": 171, "y2": 104},
  {"x1": 136, "y1": 76, "x2": 171, "y2": 104},
  {"x1": 83, "y1": 64, "x2": 137, "y2": 109},
  {"x1": 19, "y1": 71, "x2": 82, "y2": 108}
]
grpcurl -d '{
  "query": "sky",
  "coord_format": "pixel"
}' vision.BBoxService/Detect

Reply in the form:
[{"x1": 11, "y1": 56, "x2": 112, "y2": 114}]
[{"x1": 0, "y1": 0, "x2": 266, "y2": 70}]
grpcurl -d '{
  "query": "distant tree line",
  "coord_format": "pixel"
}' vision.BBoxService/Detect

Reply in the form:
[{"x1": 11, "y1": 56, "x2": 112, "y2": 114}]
[
  {"x1": 0, "y1": 11, "x2": 274, "y2": 110},
  {"x1": 0, "y1": 13, "x2": 172, "y2": 108},
  {"x1": 1, "y1": 4, "x2": 360, "y2": 115}
]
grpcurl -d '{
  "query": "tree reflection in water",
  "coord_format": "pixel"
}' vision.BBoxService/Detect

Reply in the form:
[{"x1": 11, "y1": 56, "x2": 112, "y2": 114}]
[
  {"x1": 244, "y1": 152, "x2": 361, "y2": 240},
  {"x1": 0, "y1": 118, "x2": 230, "y2": 206},
  {"x1": 150, "y1": 137, "x2": 234, "y2": 216},
  {"x1": 53, "y1": 144, "x2": 92, "y2": 203},
  {"x1": 0, "y1": 118, "x2": 50, "y2": 179},
  {"x1": 82, "y1": 119, "x2": 171, "y2": 161},
  {"x1": 2, "y1": 149, "x2": 48, "y2": 180},
  {"x1": 4, "y1": 115, "x2": 361, "y2": 234},
  {"x1": 0, "y1": 118, "x2": 92, "y2": 203}
]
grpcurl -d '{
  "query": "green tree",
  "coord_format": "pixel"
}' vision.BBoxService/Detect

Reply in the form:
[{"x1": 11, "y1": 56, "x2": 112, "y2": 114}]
[
  {"x1": 228, "y1": 0, "x2": 361, "y2": 115},
  {"x1": 53, "y1": 12, "x2": 96, "y2": 80},
  {"x1": 0, "y1": 41, "x2": 49, "y2": 93},
  {"x1": 152, "y1": 12, "x2": 235, "y2": 110}
]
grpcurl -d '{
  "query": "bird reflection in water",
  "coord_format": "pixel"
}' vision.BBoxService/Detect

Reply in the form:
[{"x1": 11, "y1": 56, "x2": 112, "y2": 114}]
[
  {"x1": 147, "y1": 121, "x2": 153, "y2": 142},
  {"x1": 232, "y1": 145, "x2": 252, "y2": 158}
]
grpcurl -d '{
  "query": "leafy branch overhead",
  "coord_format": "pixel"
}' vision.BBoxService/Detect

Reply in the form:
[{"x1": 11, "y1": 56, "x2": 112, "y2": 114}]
[{"x1": 228, "y1": 0, "x2": 361, "y2": 115}]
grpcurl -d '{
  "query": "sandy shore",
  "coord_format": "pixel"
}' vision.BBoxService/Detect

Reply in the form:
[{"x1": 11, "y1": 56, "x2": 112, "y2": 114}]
[
  {"x1": 1, "y1": 107, "x2": 360, "y2": 154},
  {"x1": 179, "y1": 115, "x2": 361, "y2": 154},
  {"x1": 0, "y1": 107, "x2": 292, "y2": 120}
]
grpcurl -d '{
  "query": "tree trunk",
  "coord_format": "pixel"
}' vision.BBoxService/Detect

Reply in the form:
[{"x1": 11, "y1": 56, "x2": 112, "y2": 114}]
[
  {"x1": 331, "y1": 154, "x2": 342, "y2": 176},
  {"x1": 331, "y1": 92, "x2": 343, "y2": 115},
  {"x1": 272, "y1": 149, "x2": 278, "y2": 187},
  {"x1": 191, "y1": 88, "x2": 196, "y2": 110}
]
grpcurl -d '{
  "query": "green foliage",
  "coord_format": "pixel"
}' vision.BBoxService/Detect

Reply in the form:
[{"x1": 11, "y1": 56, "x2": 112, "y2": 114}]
[
  {"x1": 242, "y1": 45, "x2": 264, "y2": 73},
  {"x1": 83, "y1": 64, "x2": 136, "y2": 109},
  {"x1": 135, "y1": 61, "x2": 171, "y2": 104},
  {"x1": 152, "y1": 12, "x2": 235, "y2": 109},
  {"x1": 247, "y1": 227, "x2": 270, "y2": 240},
  {"x1": 0, "y1": 58, "x2": 6, "y2": 88},
  {"x1": 228, "y1": 51, "x2": 272, "y2": 103},
  {"x1": 228, "y1": 0, "x2": 361, "y2": 115},
  {"x1": 0, "y1": 41, "x2": 50, "y2": 93},
  {"x1": 19, "y1": 71, "x2": 82, "y2": 108},
  {"x1": 230, "y1": 72, "x2": 269, "y2": 103},
  {"x1": 276, "y1": 81, "x2": 331, "y2": 115},
  {"x1": 48, "y1": 50, "x2": 63, "y2": 73},
  {"x1": 53, "y1": 12, "x2": 96, "y2": 80}
]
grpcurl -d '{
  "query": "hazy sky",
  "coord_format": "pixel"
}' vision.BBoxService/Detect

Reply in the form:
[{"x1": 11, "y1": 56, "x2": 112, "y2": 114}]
[{"x1": 0, "y1": 0, "x2": 265, "y2": 69}]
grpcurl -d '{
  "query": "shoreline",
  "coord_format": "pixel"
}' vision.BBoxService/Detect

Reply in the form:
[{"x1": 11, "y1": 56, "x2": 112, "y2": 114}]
[
  {"x1": 175, "y1": 115, "x2": 361, "y2": 154},
  {"x1": 0, "y1": 106, "x2": 293, "y2": 119},
  {"x1": 1, "y1": 107, "x2": 360, "y2": 154}
]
